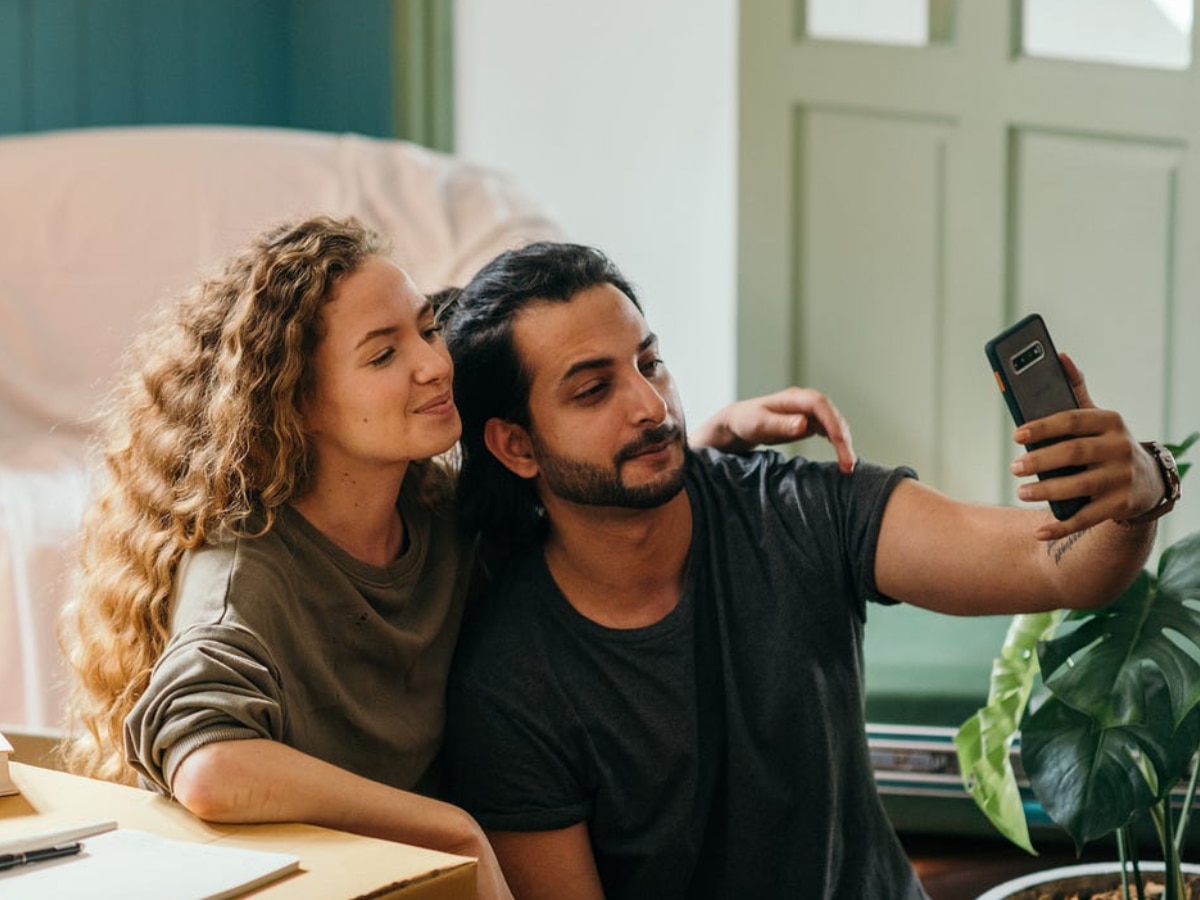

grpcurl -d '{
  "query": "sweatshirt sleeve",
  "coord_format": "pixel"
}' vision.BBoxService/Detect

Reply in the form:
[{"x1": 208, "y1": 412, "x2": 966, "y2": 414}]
[{"x1": 123, "y1": 622, "x2": 285, "y2": 794}]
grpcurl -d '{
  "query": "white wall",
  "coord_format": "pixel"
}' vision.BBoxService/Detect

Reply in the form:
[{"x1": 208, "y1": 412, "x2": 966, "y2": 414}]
[{"x1": 454, "y1": 0, "x2": 739, "y2": 427}]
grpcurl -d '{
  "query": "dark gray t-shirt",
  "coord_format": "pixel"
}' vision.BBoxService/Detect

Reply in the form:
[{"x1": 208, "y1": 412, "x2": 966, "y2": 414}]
[
  {"x1": 446, "y1": 448, "x2": 928, "y2": 899},
  {"x1": 124, "y1": 478, "x2": 473, "y2": 796}
]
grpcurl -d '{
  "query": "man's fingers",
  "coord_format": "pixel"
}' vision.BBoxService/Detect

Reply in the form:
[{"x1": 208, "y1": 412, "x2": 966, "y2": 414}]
[{"x1": 1058, "y1": 352, "x2": 1094, "y2": 409}]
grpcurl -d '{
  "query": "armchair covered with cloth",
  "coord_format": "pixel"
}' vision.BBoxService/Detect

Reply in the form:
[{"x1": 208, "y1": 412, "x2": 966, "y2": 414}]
[{"x1": 0, "y1": 124, "x2": 562, "y2": 732}]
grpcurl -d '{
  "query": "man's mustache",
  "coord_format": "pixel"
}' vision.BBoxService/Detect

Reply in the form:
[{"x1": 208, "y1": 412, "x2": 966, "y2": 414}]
[{"x1": 614, "y1": 423, "x2": 684, "y2": 465}]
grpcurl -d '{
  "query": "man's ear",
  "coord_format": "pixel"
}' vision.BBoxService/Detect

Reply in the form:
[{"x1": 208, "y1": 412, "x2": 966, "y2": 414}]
[{"x1": 483, "y1": 418, "x2": 540, "y2": 479}]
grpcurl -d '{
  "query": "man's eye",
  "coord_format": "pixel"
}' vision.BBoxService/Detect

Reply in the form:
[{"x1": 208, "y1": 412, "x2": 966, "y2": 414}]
[
  {"x1": 640, "y1": 358, "x2": 664, "y2": 375},
  {"x1": 574, "y1": 382, "x2": 609, "y2": 402}
]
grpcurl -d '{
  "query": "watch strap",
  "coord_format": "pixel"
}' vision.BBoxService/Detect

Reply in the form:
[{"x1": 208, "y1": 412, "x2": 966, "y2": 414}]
[{"x1": 1117, "y1": 440, "x2": 1180, "y2": 527}]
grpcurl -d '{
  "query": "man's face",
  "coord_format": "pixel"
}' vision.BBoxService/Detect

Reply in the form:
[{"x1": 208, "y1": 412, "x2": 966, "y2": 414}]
[{"x1": 511, "y1": 283, "x2": 688, "y2": 511}]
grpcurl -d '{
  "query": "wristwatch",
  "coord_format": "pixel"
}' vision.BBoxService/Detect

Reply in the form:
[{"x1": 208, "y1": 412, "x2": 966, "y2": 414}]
[{"x1": 1118, "y1": 440, "x2": 1181, "y2": 526}]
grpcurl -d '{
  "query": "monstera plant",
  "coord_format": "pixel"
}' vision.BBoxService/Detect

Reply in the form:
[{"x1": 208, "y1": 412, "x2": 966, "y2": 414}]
[{"x1": 956, "y1": 432, "x2": 1200, "y2": 899}]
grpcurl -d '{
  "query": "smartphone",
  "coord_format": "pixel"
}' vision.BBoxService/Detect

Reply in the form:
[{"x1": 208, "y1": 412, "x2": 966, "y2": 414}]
[{"x1": 984, "y1": 313, "x2": 1088, "y2": 521}]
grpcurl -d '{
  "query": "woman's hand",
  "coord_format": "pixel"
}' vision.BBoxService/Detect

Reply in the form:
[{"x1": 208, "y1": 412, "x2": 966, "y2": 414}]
[{"x1": 690, "y1": 386, "x2": 856, "y2": 473}]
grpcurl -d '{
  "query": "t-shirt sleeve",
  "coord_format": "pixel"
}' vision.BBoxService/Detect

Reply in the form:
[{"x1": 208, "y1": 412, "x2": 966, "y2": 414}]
[
  {"x1": 445, "y1": 679, "x2": 592, "y2": 832},
  {"x1": 123, "y1": 623, "x2": 285, "y2": 794},
  {"x1": 840, "y1": 462, "x2": 917, "y2": 607}
]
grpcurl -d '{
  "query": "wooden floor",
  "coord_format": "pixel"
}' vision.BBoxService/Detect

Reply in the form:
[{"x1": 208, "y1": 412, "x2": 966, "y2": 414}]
[{"x1": 903, "y1": 832, "x2": 1119, "y2": 900}]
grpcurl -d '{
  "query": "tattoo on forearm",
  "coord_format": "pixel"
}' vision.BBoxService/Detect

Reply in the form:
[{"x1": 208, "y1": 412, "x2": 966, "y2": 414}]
[{"x1": 1047, "y1": 529, "x2": 1089, "y2": 566}]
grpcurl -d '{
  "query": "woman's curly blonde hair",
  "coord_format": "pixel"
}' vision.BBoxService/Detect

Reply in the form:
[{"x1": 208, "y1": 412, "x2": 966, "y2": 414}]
[{"x1": 59, "y1": 213, "x2": 451, "y2": 783}]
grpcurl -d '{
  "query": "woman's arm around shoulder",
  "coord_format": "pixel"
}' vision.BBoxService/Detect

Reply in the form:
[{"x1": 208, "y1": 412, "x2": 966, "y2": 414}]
[{"x1": 171, "y1": 739, "x2": 513, "y2": 900}]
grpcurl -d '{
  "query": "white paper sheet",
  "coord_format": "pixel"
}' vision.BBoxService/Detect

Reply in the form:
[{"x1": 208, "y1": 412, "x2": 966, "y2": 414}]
[{"x1": 0, "y1": 828, "x2": 300, "y2": 900}]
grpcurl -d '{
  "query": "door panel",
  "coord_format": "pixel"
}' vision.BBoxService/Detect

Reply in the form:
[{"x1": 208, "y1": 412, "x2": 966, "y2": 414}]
[
  {"x1": 799, "y1": 108, "x2": 951, "y2": 480},
  {"x1": 1013, "y1": 129, "x2": 1178, "y2": 449}
]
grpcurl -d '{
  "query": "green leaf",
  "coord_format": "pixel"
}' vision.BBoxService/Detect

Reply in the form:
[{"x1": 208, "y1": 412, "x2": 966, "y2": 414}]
[
  {"x1": 1021, "y1": 695, "x2": 1156, "y2": 851},
  {"x1": 954, "y1": 611, "x2": 1062, "y2": 854},
  {"x1": 1021, "y1": 677, "x2": 1200, "y2": 852},
  {"x1": 1166, "y1": 430, "x2": 1199, "y2": 461},
  {"x1": 1038, "y1": 533, "x2": 1200, "y2": 731},
  {"x1": 1167, "y1": 430, "x2": 1198, "y2": 481}
]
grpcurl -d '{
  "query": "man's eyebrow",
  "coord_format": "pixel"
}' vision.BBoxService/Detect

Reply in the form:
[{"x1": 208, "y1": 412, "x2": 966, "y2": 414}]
[
  {"x1": 558, "y1": 332, "x2": 659, "y2": 385},
  {"x1": 354, "y1": 300, "x2": 433, "y2": 350},
  {"x1": 560, "y1": 356, "x2": 612, "y2": 384}
]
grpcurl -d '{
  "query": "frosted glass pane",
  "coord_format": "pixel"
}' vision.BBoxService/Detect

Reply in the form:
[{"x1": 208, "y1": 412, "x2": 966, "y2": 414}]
[
  {"x1": 807, "y1": 0, "x2": 929, "y2": 47},
  {"x1": 1024, "y1": 0, "x2": 1192, "y2": 70}
]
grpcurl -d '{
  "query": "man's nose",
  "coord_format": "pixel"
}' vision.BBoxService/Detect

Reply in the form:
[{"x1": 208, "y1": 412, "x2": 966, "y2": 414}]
[{"x1": 629, "y1": 373, "x2": 668, "y2": 425}]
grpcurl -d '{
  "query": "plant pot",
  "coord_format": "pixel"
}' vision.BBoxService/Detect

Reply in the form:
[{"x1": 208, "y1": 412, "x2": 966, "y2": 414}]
[{"x1": 976, "y1": 861, "x2": 1200, "y2": 900}]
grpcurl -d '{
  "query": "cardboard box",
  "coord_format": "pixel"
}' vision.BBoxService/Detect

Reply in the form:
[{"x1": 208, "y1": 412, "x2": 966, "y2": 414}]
[{"x1": 0, "y1": 762, "x2": 475, "y2": 899}]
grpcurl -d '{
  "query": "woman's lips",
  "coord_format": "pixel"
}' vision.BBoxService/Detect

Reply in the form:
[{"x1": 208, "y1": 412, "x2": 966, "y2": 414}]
[{"x1": 415, "y1": 393, "x2": 455, "y2": 415}]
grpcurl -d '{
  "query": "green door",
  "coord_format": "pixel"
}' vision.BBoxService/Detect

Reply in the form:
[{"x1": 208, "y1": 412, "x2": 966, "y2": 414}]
[{"x1": 738, "y1": 0, "x2": 1200, "y2": 725}]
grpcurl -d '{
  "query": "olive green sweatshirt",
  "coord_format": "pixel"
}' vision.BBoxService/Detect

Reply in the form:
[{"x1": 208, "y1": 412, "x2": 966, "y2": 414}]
[{"x1": 125, "y1": 480, "x2": 473, "y2": 797}]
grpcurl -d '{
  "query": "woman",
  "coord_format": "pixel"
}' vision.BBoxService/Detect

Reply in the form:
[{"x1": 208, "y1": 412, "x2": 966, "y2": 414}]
[{"x1": 60, "y1": 214, "x2": 852, "y2": 899}]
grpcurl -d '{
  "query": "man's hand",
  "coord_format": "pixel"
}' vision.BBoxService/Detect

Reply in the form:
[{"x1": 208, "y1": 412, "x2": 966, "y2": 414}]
[
  {"x1": 690, "y1": 387, "x2": 856, "y2": 473},
  {"x1": 1010, "y1": 353, "x2": 1164, "y2": 541}
]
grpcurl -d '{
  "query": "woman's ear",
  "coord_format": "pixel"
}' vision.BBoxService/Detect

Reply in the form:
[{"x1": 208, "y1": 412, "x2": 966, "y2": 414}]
[{"x1": 483, "y1": 418, "x2": 539, "y2": 479}]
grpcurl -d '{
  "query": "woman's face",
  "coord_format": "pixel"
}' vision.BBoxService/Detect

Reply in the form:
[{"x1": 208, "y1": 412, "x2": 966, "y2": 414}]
[{"x1": 302, "y1": 256, "x2": 461, "y2": 476}]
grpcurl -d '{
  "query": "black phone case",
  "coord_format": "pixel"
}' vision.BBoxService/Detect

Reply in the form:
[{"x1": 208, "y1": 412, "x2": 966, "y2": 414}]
[{"x1": 985, "y1": 313, "x2": 1087, "y2": 521}]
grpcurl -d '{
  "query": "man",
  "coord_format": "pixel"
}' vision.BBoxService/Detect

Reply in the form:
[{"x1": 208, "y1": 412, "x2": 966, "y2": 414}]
[{"x1": 441, "y1": 242, "x2": 1175, "y2": 899}]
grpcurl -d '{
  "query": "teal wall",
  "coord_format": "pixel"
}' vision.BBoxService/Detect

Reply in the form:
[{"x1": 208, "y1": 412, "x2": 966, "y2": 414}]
[{"x1": 0, "y1": 0, "x2": 449, "y2": 147}]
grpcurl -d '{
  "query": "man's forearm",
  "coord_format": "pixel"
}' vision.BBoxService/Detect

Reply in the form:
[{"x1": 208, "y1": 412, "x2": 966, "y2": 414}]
[{"x1": 1041, "y1": 520, "x2": 1156, "y2": 609}]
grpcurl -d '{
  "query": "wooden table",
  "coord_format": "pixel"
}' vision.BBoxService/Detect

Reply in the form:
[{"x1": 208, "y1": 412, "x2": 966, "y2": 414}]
[{"x1": 0, "y1": 762, "x2": 476, "y2": 900}]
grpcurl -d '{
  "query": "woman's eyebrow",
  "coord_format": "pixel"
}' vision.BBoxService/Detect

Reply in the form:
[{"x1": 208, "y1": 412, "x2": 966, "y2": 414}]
[{"x1": 353, "y1": 301, "x2": 434, "y2": 350}]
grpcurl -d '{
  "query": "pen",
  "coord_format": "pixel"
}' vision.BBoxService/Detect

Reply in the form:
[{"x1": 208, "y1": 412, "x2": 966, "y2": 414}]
[
  {"x1": 0, "y1": 820, "x2": 116, "y2": 856},
  {"x1": 0, "y1": 841, "x2": 82, "y2": 871}
]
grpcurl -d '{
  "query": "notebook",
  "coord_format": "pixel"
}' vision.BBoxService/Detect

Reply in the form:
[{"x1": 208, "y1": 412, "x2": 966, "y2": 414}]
[{"x1": 0, "y1": 827, "x2": 301, "y2": 900}]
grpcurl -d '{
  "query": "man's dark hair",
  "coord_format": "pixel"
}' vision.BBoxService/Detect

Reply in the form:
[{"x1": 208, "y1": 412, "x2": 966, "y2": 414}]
[{"x1": 443, "y1": 241, "x2": 641, "y2": 543}]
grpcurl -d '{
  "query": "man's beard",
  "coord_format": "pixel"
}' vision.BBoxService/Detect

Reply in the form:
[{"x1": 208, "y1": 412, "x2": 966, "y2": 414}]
[{"x1": 531, "y1": 422, "x2": 686, "y2": 509}]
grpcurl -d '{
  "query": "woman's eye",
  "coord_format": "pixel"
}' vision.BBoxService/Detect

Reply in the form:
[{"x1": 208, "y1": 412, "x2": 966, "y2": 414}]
[
  {"x1": 421, "y1": 323, "x2": 443, "y2": 342},
  {"x1": 369, "y1": 348, "x2": 396, "y2": 367}
]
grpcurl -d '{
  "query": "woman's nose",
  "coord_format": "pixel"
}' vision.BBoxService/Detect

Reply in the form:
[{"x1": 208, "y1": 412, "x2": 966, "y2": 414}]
[{"x1": 414, "y1": 338, "x2": 452, "y2": 383}]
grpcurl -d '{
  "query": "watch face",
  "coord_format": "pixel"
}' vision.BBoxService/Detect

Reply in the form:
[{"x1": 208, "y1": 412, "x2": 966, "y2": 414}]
[{"x1": 1151, "y1": 441, "x2": 1182, "y2": 501}]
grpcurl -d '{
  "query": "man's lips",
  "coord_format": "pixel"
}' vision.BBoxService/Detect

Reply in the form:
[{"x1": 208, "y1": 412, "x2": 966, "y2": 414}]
[
  {"x1": 616, "y1": 424, "x2": 684, "y2": 464},
  {"x1": 627, "y1": 439, "x2": 673, "y2": 459}
]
